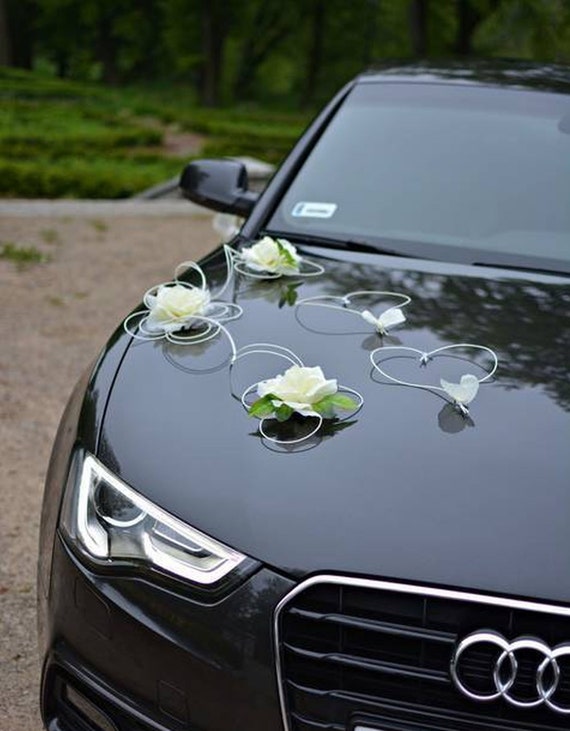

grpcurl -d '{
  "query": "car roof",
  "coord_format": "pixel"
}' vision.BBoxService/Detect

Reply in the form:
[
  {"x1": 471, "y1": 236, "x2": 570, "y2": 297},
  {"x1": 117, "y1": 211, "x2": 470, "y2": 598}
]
[{"x1": 358, "y1": 60, "x2": 570, "y2": 95}]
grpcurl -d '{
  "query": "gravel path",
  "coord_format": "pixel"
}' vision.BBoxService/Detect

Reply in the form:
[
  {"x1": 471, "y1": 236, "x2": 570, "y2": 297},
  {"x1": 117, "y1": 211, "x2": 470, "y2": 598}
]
[
  {"x1": 0, "y1": 199, "x2": 205, "y2": 217},
  {"x1": 0, "y1": 211, "x2": 217, "y2": 730}
]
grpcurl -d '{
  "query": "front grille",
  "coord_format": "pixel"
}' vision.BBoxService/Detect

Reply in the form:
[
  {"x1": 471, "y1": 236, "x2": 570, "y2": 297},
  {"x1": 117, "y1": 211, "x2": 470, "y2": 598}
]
[{"x1": 275, "y1": 578, "x2": 570, "y2": 731}]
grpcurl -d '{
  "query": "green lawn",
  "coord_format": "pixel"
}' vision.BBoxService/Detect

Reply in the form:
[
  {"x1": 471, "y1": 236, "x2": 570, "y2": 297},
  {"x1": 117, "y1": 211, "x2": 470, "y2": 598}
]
[{"x1": 0, "y1": 68, "x2": 310, "y2": 198}]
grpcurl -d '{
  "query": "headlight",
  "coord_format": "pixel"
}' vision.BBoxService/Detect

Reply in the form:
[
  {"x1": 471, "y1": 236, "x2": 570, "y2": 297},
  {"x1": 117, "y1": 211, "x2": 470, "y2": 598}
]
[{"x1": 60, "y1": 451, "x2": 249, "y2": 587}]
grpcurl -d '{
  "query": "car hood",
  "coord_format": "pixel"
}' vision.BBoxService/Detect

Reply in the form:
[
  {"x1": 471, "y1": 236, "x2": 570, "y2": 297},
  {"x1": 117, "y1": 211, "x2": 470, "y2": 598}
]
[{"x1": 98, "y1": 246, "x2": 570, "y2": 602}]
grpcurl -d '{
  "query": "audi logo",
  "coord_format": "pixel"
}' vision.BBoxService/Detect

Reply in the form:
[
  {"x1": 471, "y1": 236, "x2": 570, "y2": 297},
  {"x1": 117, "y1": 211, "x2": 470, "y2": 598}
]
[{"x1": 450, "y1": 630, "x2": 570, "y2": 715}]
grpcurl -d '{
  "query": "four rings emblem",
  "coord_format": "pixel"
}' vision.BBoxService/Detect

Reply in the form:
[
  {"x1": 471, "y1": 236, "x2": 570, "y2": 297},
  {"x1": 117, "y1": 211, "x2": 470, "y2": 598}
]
[{"x1": 450, "y1": 630, "x2": 570, "y2": 715}]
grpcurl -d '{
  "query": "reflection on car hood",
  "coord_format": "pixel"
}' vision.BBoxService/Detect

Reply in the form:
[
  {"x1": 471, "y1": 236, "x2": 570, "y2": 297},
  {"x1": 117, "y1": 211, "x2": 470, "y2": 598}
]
[
  {"x1": 99, "y1": 246, "x2": 570, "y2": 602},
  {"x1": 361, "y1": 60, "x2": 570, "y2": 95}
]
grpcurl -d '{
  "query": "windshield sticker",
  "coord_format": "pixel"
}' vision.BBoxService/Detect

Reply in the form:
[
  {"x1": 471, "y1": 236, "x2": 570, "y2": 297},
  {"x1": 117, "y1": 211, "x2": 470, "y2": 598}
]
[{"x1": 292, "y1": 201, "x2": 337, "y2": 219}]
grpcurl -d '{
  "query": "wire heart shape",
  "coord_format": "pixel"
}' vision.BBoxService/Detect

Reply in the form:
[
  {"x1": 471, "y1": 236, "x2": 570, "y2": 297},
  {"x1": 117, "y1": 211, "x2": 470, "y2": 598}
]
[
  {"x1": 370, "y1": 343, "x2": 498, "y2": 416},
  {"x1": 297, "y1": 290, "x2": 411, "y2": 335}
]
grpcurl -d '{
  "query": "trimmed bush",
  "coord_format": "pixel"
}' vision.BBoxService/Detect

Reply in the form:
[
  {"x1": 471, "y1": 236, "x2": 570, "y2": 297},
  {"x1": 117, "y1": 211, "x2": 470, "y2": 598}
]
[
  {"x1": 0, "y1": 68, "x2": 307, "y2": 198},
  {"x1": 202, "y1": 136, "x2": 294, "y2": 165},
  {"x1": 0, "y1": 158, "x2": 182, "y2": 199}
]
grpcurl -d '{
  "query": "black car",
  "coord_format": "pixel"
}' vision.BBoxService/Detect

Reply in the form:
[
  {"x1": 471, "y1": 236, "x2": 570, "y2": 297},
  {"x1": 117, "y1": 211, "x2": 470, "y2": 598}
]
[{"x1": 38, "y1": 62, "x2": 570, "y2": 731}]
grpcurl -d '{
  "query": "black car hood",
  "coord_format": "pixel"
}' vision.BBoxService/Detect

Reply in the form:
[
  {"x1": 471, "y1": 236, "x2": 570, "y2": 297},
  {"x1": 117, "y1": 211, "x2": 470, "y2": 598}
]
[{"x1": 98, "y1": 246, "x2": 570, "y2": 602}]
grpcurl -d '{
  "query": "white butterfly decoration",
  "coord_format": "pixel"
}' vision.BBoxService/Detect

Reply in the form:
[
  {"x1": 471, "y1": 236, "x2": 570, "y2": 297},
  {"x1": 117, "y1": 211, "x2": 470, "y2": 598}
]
[
  {"x1": 297, "y1": 290, "x2": 411, "y2": 336},
  {"x1": 361, "y1": 307, "x2": 406, "y2": 335},
  {"x1": 370, "y1": 344, "x2": 498, "y2": 418},
  {"x1": 440, "y1": 374, "x2": 480, "y2": 415}
]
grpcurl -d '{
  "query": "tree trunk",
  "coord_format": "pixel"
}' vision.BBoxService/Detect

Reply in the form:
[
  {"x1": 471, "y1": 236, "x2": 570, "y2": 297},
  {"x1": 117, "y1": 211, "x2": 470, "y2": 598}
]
[
  {"x1": 455, "y1": 0, "x2": 481, "y2": 56},
  {"x1": 233, "y1": 42, "x2": 257, "y2": 100},
  {"x1": 301, "y1": 0, "x2": 326, "y2": 109},
  {"x1": 233, "y1": 2, "x2": 292, "y2": 100},
  {"x1": 362, "y1": 0, "x2": 380, "y2": 67},
  {"x1": 409, "y1": 0, "x2": 428, "y2": 57},
  {"x1": 56, "y1": 52, "x2": 70, "y2": 79},
  {"x1": 5, "y1": 0, "x2": 35, "y2": 68},
  {"x1": 98, "y1": 13, "x2": 119, "y2": 84},
  {"x1": 200, "y1": 0, "x2": 226, "y2": 107},
  {"x1": 0, "y1": 0, "x2": 12, "y2": 65}
]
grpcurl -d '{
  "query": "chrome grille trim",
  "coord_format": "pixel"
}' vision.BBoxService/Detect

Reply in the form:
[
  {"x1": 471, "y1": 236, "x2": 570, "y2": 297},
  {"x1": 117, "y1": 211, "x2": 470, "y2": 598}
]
[{"x1": 273, "y1": 575, "x2": 570, "y2": 731}]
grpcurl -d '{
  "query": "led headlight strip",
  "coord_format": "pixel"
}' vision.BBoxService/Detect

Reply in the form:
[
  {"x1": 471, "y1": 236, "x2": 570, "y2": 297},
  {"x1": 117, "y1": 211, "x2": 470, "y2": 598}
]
[{"x1": 61, "y1": 452, "x2": 247, "y2": 586}]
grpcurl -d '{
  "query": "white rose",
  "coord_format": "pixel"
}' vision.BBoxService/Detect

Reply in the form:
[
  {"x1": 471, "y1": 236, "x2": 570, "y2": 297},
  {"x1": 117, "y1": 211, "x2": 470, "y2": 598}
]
[
  {"x1": 257, "y1": 364, "x2": 337, "y2": 416},
  {"x1": 240, "y1": 236, "x2": 301, "y2": 274},
  {"x1": 145, "y1": 284, "x2": 210, "y2": 333}
]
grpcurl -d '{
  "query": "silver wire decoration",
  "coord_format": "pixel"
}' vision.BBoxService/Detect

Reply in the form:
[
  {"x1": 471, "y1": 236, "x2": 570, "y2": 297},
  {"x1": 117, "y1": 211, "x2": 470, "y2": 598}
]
[
  {"x1": 370, "y1": 343, "x2": 498, "y2": 417},
  {"x1": 123, "y1": 248, "x2": 242, "y2": 345},
  {"x1": 231, "y1": 344, "x2": 364, "y2": 445},
  {"x1": 296, "y1": 290, "x2": 411, "y2": 335},
  {"x1": 227, "y1": 241, "x2": 325, "y2": 280}
]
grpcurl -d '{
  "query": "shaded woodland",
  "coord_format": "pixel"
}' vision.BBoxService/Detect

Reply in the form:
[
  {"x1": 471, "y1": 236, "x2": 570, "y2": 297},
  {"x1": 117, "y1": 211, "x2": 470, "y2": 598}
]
[{"x1": 2, "y1": 0, "x2": 569, "y2": 108}]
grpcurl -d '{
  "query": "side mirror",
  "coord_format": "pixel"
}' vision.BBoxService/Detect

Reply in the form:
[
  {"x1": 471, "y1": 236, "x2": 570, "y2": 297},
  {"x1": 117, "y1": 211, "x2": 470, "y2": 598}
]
[{"x1": 179, "y1": 159, "x2": 259, "y2": 217}]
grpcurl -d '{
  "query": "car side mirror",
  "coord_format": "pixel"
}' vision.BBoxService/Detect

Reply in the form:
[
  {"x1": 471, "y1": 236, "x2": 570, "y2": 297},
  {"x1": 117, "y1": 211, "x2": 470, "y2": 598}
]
[{"x1": 179, "y1": 159, "x2": 259, "y2": 217}]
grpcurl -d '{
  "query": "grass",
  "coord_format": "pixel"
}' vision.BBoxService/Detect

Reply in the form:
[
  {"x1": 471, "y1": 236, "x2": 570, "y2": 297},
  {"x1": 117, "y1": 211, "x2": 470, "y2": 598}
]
[
  {"x1": 0, "y1": 68, "x2": 310, "y2": 198},
  {"x1": 0, "y1": 241, "x2": 48, "y2": 267},
  {"x1": 40, "y1": 228, "x2": 60, "y2": 244},
  {"x1": 46, "y1": 295, "x2": 64, "y2": 307},
  {"x1": 88, "y1": 219, "x2": 108, "y2": 233}
]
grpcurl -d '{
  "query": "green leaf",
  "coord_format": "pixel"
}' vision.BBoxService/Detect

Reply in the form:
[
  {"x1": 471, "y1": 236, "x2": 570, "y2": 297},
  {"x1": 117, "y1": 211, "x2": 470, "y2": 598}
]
[
  {"x1": 313, "y1": 393, "x2": 358, "y2": 418},
  {"x1": 330, "y1": 394, "x2": 358, "y2": 410},
  {"x1": 274, "y1": 403, "x2": 294, "y2": 422},
  {"x1": 312, "y1": 396, "x2": 337, "y2": 419},
  {"x1": 278, "y1": 283, "x2": 299, "y2": 308},
  {"x1": 276, "y1": 238, "x2": 296, "y2": 267},
  {"x1": 285, "y1": 285, "x2": 298, "y2": 305},
  {"x1": 248, "y1": 394, "x2": 276, "y2": 418}
]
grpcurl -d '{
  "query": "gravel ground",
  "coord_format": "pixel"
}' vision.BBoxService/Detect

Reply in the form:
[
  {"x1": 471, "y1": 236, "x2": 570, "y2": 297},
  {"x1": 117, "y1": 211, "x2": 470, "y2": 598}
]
[{"x1": 0, "y1": 211, "x2": 217, "y2": 731}]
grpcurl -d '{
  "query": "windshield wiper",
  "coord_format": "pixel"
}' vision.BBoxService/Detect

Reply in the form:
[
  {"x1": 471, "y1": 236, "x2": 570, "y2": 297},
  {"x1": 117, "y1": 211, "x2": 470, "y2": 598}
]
[
  {"x1": 475, "y1": 260, "x2": 570, "y2": 277},
  {"x1": 264, "y1": 230, "x2": 570, "y2": 275},
  {"x1": 264, "y1": 230, "x2": 411, "y2": 258}
]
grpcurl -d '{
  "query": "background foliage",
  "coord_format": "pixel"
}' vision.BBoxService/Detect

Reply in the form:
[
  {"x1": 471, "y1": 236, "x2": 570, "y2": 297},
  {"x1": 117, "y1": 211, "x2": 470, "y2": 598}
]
[{"x1": 1, "y1": 0, "x2": 569, "y2": 198}]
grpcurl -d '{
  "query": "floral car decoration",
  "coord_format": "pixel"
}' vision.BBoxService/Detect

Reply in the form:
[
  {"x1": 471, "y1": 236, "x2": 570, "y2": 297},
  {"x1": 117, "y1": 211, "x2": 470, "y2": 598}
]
[
  {"x1": 123, "y1": 259, "x2": 242, "y2": 345},
  {"x1": 228, "y1": 341, "x2": 364, "y2": 446},
  {"x1": 241, "y1": 236, "x2": 301, "y2": 275},
  {"x1": 370, "y1": 344, "x2": 498, "y2": 417},
  {"x1": 296, "y1": 290, "x2": 412, "y2": 336},
  {"x1": 232, "y1": 236, "x2": 325, "y2": 279},
  {"x1": 144, "y1": 284, "x2": 212, "y2": 334},
  {"x1": 248, "y1": 364, "x2": 359, "y2": 422}
]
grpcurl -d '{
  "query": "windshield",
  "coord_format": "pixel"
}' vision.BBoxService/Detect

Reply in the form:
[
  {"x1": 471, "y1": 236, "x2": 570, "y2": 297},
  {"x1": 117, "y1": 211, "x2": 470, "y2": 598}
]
[{"x1": 267, "y1": 82, "x2": 570, "y2": 272}]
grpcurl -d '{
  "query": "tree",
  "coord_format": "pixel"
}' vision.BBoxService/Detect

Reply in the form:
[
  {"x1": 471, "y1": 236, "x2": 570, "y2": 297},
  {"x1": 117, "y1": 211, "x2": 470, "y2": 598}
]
[
  {"x1": 162, "y1": 0, "x2": 225, "y2": 102},
  {"x1": 0, "y1": 0, "x2": 12, "y2": 65},
  {"x1": 233, "y1": 0, "x2": 296, "y2": 100},
  {"x1": 361, "y1": 0, "x2": 380, "y2": 67},
  {"x1": 199, "y1": 0, "x2": 229, "y2": 106},
  {"x1": 4, "y1": 0, "x2": 37, "y2": 68},
  {"x1": 36, "y1": 0, "x2": 88, "y2": 78},
  {"x1": 409, "y1": 0, "x2": 429, "y2": 56},
  {"x1": 455, "y1": 0, "x2": 500, "y2": 56},
  {"x1": 94, "y1": 1, "x2": 125, "y2": 84},
  {"x1": 478, "y1": 0, "x2": 570, "y2": 62},
  {"x1": 301, "y1": 0, "x2": 326, "y2": 108}
]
